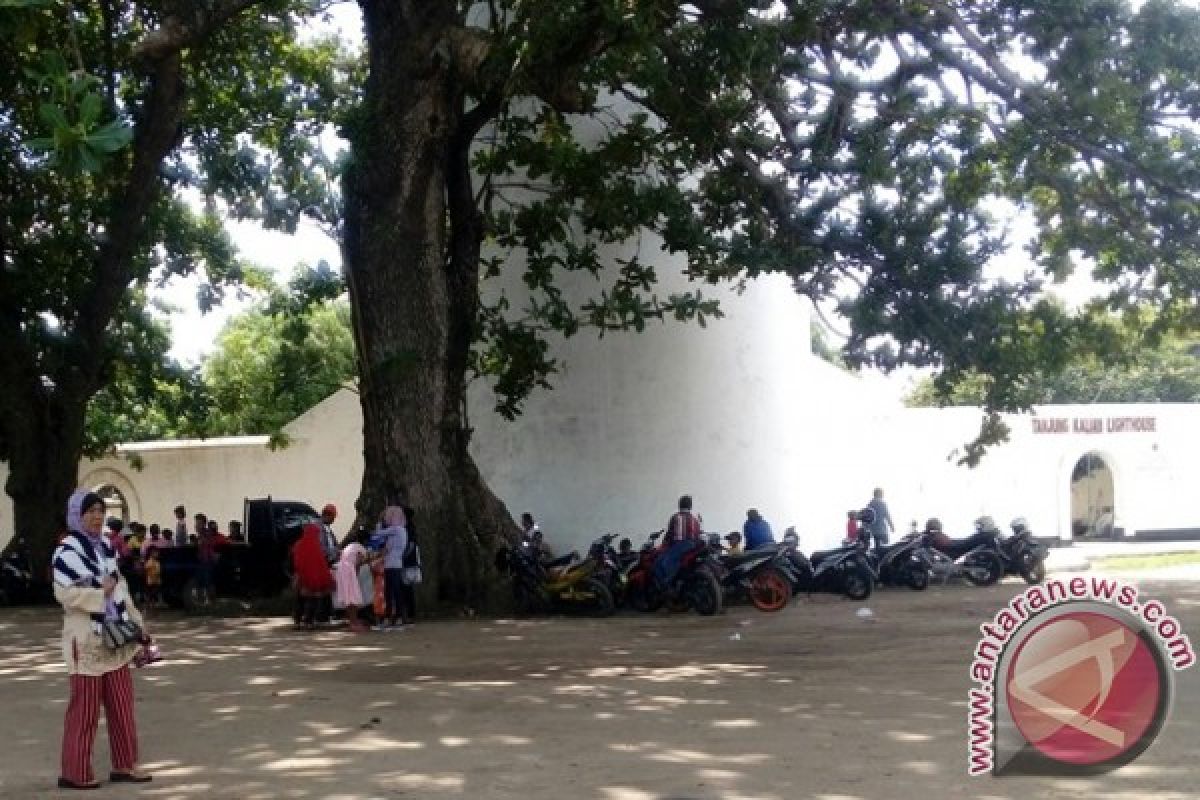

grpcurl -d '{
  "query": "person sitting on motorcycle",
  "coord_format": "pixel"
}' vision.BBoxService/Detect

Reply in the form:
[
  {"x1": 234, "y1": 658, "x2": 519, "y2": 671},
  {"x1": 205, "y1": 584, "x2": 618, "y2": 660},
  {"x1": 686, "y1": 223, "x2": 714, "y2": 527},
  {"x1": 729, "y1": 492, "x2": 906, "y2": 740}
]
[
  {"x1": 664, "y1": 495, "x2": 703, "y2": 546},
  {"x1": 845, "y1": 510, "x2": 860, "y2": 544},
  {"x1": 723, "y1": 532, "x2": 743, "y2": 554},
  {"x1": 655, "y1": 495, "x2": 704, "y2": 588},
  {"x1": 781, "y1": 526, "x2": 800, "y2": 549},
  {"x1": 616, "y1": 537, "x2": 637, "y2": 568},
  {"x1": 530, "y1": 530, "x2": 575, "y2": 572},
  {"x1": 923, "y1": 518, "x2": 953, "y2": 551},
  {"x1": 742, "y1": 509, "x2": 776, "y2": 550}
]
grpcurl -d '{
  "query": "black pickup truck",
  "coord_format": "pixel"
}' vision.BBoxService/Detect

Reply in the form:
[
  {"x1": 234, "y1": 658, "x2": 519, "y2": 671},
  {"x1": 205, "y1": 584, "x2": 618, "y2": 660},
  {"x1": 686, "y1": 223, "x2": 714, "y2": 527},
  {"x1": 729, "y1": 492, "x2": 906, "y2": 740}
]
[{"x1": 159, "y1": 496, "x2": 321, "y2": 609}]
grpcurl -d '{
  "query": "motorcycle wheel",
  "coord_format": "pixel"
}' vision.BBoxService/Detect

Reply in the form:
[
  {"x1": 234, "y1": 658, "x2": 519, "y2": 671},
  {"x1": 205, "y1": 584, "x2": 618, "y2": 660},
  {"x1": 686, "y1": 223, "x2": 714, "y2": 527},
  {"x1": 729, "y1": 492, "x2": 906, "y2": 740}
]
[
  {"x1": 573, "y1": 577, "x2": 615, "y2": 617},
  {"x1": 842, "y1": 564, "x2": 873, "y2": 601},
  {"x1": 512, "y1": 582, "x2": 538, "y2": 615},
  {"x1": 749, "y1": 567, "x2": 792, "y2": 612},
  {"x1": 963, "y1": 553, "x2": 1004, "y2": 587},
  {"x1": 905, "y1": 565, "x2": 929, "y2": 591},
  {"x1": 1021, "y1": 560, "x2": 1047, "y2": 585},
  {"x1": 688, "y1": 570, "x2": 723, "y2": 616},
  {"x1": 630, "y1": 581, "x2": 664, "y2": 613},
  {"x1": 180, "y1": 577, "x2": 208, "y2": 613}
]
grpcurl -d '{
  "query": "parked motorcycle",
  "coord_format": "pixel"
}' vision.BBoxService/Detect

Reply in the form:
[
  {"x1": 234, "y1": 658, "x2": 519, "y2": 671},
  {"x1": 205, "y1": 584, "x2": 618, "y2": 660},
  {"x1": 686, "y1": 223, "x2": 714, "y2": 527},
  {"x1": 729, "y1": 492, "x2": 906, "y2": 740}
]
[
  {"x1": 780, "y1": 527, "x2": 874, "y2": 601},
  {"x1": 0, "y1": 537, "x2": 41, "y2": 606},
  {"x1": 585, "y1": 533, "x2": 628, "y2": 606},
  {"x1": 712, "y1": 538, "x2": 793, "y2": 611},
  {"x1": 493, "y1": 539, "x2": 616, "y2": 617},
  {"x1": 917, "y1": 518, "x2": 1004, "y2": 586},
  {"x1": 996, "y1": 517, "x2": 1049, "y2": 584},
  {"x1": 866, "y1": 532, "x2": 930, "y2": 590},
  {"x1": 625, "y1": 533, "x2": 723, "y2": 616}
]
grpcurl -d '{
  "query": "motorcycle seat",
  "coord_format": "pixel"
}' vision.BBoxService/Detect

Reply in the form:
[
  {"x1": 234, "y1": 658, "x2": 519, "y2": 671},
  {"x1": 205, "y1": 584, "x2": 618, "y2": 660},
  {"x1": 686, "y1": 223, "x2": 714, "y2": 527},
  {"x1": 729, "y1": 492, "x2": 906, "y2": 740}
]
[
  {"x1": 721, "y1": 550, "x2": 777, "y2": 568},
  {"x1": 934, "y1": 532, "x2": 995, "y2": 560},
  {"x1": 810, "y1": 546, "x2": 852, "y2": 564}
]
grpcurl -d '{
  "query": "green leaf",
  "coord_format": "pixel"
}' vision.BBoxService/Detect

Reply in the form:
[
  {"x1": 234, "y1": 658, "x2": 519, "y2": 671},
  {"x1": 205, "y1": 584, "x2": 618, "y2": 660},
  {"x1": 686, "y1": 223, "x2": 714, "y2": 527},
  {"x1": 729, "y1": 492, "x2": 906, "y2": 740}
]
[
  {"x1": 86, "y1": 119, "x2": 133, "y2": 153},
  {"x1": 78, "y1": 91, "x2": 102, "y2": 127},
  {"x1": 37, "y1": 101, "x2": 68, "y2": 130}
]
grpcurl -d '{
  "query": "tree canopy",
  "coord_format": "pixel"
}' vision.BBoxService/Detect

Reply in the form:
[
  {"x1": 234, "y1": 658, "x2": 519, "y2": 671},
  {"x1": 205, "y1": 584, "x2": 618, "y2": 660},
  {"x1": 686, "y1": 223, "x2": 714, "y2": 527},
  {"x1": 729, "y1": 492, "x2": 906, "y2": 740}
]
[
  {"x1": 0, "y1": 0, "x2": 348, "y2": 570},
  {"x1": 325, "y1": 0, "x2": 1200, "y2": 605},
  {"x1": 82, "y1": 265, "x2": 355, "y2": 447},
  {"x1": 203, "y1": 267, "x2": 355, "y2": 439},
  {"x1": 7, "y1": 0, "x2": 1200, "y2": 597},
  {"x1": 393, "y1": 0, "x2": 1200, "y2": 433}
]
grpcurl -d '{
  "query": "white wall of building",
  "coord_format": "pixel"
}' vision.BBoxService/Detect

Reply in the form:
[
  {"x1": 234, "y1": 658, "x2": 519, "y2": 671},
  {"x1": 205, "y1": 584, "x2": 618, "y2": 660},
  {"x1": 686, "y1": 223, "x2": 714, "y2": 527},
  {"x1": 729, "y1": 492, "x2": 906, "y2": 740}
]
[{"x1": 1, "y1": 334, "x2": 1197, "y2": 559}]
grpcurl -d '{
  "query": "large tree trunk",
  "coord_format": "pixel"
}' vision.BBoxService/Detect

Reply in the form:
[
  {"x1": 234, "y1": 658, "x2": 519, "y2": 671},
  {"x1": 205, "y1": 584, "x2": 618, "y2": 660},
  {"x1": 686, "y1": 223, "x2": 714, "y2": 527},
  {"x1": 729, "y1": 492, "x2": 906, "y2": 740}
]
[
  {"x1": 1, "y1": 390, "x2": 86, "y2": 580},
  {"x1": 345, "y1": 2, "x2": 518, "y2": 612}
]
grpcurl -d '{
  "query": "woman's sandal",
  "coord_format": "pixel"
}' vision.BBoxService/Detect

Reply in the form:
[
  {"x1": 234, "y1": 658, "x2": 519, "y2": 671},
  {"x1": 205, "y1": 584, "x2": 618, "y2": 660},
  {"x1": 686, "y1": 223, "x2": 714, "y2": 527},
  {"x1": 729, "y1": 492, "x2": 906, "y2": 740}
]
[
  {"x1": 109, "y1": 771, "x2": 153, "y2": 783},
  {"x1": 56, "y1": 777, "x2": 100, "y2": 790}
]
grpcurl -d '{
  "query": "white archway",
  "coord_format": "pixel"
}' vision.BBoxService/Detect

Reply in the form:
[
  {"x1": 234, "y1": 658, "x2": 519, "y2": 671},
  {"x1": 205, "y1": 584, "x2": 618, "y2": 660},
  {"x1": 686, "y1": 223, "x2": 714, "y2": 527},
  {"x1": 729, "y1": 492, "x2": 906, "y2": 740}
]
[
  {"x1": 1056, "y1": 448, "x2": 1124, "y2": 542},
  {"x1": 79, "y1": 466, "x2": 144, "y2": 524}
]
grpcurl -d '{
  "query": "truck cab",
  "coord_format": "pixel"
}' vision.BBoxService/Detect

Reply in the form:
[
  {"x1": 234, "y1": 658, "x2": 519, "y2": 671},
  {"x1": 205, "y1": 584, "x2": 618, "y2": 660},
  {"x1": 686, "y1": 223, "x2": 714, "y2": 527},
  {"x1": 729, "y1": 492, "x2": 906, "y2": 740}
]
[{"x1": 160, "y1": 496, "x2": 321, "y2": 609}]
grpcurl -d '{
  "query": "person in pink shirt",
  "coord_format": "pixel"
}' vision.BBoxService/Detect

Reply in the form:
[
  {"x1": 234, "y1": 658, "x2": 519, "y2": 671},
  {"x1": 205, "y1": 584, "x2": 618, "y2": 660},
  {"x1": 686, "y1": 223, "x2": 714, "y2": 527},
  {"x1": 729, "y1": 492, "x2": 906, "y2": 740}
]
[{"x1": 140, "y1": 524, "x2": 166, "y2": 557}]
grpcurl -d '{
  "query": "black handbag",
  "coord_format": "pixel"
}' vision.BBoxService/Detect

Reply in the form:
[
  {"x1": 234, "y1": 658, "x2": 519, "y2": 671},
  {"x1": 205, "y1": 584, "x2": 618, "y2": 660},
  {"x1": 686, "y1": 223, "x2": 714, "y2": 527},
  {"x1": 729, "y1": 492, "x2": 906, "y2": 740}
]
[{"x1": 101, "y1": 619, "x2": 144, "y2": 650}]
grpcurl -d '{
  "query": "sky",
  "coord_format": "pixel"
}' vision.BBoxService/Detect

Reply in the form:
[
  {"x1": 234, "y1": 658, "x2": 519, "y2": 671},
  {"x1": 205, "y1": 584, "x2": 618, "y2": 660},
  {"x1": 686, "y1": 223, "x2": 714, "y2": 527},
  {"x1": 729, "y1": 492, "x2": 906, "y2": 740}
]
[{"x1": 156, "y1": 1, "x2": 1110, "y2": 404}]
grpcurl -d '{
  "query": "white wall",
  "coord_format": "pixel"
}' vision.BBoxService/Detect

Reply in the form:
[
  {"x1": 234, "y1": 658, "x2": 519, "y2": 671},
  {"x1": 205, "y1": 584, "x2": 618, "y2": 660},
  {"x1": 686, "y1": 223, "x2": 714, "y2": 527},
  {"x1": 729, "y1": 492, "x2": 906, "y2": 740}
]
[
  {"x1": 2, "y1": 371, "x2": 1197, "y2": 560},
  {"x1": 466, "y1": 271, "x2": 819, "y2": 551}
]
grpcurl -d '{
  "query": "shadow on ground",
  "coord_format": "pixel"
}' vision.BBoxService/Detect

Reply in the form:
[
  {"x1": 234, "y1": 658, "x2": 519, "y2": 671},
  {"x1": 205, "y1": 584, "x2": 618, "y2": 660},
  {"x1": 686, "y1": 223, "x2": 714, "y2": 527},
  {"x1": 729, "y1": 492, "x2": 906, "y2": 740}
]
[{"x1": 0, "y1": 575, "x2": 1196, "y2": 800}]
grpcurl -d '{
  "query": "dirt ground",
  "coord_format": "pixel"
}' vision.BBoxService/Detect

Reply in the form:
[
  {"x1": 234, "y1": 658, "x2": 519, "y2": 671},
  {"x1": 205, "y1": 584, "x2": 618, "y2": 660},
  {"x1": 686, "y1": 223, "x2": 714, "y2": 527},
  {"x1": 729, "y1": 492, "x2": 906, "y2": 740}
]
[{"x1": 1, "y1": 572, "x2": 1197, "y2": 800}]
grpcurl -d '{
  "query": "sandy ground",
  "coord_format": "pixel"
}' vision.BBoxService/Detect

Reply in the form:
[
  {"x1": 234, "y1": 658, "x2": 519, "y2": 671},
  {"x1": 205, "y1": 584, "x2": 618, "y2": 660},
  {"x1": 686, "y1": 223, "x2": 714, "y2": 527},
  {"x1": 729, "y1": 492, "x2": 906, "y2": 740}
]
[{"x1": 1, "y1": 571, "x2": 1197, "y2": 800}]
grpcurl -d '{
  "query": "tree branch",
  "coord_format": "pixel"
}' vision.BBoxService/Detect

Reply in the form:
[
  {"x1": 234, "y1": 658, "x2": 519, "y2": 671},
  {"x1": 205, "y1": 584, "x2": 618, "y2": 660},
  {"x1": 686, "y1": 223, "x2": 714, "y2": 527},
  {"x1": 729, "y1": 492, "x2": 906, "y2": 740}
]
[{"x1": 132, "y1": 0, "x2": 262, "y2": 63}]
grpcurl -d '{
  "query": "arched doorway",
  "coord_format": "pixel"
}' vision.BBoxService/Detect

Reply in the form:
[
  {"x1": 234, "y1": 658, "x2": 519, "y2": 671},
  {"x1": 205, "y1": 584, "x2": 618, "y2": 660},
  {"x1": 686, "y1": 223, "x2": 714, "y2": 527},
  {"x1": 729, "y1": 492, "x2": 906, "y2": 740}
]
[
  {"x1": 1070, "y1": 452, "x2": 1115, "y2": 539},
  {"x1": 79, "y1": 466, "x2": 143, "y2": 527},
  {"x1": 95, "y1": 484, "x2": 129, "y2": 527}
]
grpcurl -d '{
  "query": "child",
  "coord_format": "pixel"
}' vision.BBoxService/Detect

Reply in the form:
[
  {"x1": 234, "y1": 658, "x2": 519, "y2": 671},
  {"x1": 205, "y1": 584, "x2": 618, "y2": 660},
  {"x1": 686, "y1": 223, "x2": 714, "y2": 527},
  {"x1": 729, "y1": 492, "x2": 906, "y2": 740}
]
[
  {"x1": 144, "y1": 549, "x2": 162, "y2": 608},
  {"x1": 335, "y1": 530, "x2": 371, "y2": 633}
]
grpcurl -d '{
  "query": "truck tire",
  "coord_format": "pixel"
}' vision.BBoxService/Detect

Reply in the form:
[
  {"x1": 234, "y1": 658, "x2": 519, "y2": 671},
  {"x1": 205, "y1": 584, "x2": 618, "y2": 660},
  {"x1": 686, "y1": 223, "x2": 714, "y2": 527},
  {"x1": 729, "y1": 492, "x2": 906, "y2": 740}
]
[{"x1": 180, "y1": 577, "x2": 207, "y2": 612}]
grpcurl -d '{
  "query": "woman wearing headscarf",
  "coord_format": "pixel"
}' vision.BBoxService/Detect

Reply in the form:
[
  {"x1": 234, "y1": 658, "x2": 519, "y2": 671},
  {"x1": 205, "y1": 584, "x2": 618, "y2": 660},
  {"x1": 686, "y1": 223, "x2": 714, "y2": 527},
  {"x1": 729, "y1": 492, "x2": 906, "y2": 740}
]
[
  {"x1": 378, "y1": 506, "x2": 408, "y2": 630},
  {"x1": 53, "y1": 489, "x2": 152, "y2": 789},
  {"x1": 292, "y1": 522, "x2": 335, "y2": 629}
]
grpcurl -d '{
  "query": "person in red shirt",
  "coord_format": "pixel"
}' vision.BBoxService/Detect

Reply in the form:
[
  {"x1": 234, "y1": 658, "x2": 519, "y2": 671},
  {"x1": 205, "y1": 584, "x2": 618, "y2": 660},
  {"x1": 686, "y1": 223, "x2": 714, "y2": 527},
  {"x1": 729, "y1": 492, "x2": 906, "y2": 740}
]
[
  {"x1": 664, "y1": 495, "x2": 702, "y2": 546},
  {"x1": 105, "y1": 518, "x2": 130, "y2": 559},
  {"x1": 293, "y1": 523, "x2": 336, "y2": 630},
  {"x1": 655, "y1": 495, "x2": 704, "y2": 589},
  {"x1": 204, "y1": 520, "x2": 230, "y2": 547},
  {"x1": 845, "y1": 510, "x2": 860, "y2": 544}
]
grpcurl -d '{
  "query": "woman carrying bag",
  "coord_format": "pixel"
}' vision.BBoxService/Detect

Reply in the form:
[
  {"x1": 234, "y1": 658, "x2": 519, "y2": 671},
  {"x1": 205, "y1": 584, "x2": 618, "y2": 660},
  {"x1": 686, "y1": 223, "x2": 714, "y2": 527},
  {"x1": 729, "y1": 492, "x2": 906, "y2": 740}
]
[{"x1": 53, "y1": 489, "x2": 154, "y2": 790}]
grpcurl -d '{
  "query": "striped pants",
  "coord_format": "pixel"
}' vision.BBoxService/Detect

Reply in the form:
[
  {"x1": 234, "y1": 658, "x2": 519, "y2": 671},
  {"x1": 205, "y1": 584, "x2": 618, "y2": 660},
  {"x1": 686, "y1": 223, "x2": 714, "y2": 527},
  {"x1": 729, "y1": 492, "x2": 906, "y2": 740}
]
[{"x1": 60, "y1": 666, "x2": 138, "y2": 784}]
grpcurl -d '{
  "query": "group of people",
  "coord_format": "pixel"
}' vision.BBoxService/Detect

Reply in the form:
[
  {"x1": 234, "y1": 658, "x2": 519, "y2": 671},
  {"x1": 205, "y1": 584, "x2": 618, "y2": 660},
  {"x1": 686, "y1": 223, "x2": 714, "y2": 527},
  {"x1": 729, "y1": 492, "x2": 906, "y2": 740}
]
[
  {"x1": 290, "y1": 503, "x2": 423, "y2": 633},
  {"x1": 47, "y1": 492, "x2": 432, "y2": 790},
  {"x1": 654, "y1": 488, "x2": 897, "y2": 583},
  {"x1": 515, "y1": 489, "x2": 899, "y2": 582},
  {"x1": 720, "y1": 489, "x2": 898, "y2": 555},
  {"x1": 54, "y1": 503, "x2": 243, "y2": 611}
]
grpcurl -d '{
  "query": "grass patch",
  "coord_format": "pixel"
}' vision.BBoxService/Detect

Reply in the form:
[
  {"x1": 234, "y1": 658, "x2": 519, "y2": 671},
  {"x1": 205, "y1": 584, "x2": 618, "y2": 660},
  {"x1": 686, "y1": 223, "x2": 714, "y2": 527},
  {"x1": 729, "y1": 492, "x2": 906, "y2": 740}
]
[{"x1": 1093, "y1": 552, "x2": 1200, "y2": 572}]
